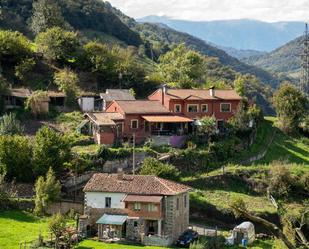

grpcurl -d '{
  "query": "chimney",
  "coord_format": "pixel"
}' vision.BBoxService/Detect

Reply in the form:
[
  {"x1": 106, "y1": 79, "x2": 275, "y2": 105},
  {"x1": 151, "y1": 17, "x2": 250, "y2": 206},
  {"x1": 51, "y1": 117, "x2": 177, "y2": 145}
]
[
  {"x1": 210, "y1": 86, "x2": 215, "y2": 97},
  {"x1": 117, "y1": 168, "x2": 124, "y2": 180},
  {"x1": 162, "y1": 84, "x2": 167, "y2": 106}
]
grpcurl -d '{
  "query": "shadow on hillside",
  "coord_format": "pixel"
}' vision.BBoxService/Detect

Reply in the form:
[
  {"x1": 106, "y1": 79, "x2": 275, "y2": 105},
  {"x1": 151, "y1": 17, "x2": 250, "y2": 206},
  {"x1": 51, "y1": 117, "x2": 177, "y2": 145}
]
[
  {"x1": 0, "y1": 210, "x2": 39, "y2": 223},
  {"x1": 185, "y1": 173, "x2": 259, "y2": 196}
]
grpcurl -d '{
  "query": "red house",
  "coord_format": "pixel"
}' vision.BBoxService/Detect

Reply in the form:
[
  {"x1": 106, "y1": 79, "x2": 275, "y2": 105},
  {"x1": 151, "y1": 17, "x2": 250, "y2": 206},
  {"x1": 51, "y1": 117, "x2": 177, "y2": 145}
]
[
  {"x1": 86, "y1": 100, "x2": 193, "y2": 145},
  {"x1": 85, "y1": 87, "x2": 242, "y2": 146},
  {"x1": 148, "y1": 86, "x2": 242, "y2": 128}
]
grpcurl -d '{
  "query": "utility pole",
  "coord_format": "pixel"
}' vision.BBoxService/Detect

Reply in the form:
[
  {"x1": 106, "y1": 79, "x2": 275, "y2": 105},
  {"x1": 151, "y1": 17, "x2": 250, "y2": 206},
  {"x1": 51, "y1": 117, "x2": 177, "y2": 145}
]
[
  {"x1": 132, "y1": 133, "x2": 135, "y2": 175},
  {"x1": 300, "y1": 23, "x2": 309, "y2": 95}
]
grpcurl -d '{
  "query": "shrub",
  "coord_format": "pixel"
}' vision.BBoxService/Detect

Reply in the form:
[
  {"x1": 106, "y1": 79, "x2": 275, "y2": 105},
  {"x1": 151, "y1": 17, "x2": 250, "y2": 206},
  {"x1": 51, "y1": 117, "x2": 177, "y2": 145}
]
[
  {"x1": 34, "y1": 168, "x2": 61, "y2": 215},
  {"x1": 0, "y1": 135, "x2": 33, "y2": 182},
  {"x1": 0, "y1": 113, "x2": 24, "y2": 135},
  {"x1": 33, "y1": 126, "x2": 71, "y2": 177},
  {"x1": 268, "y1": 162, "x2": 294, "y2": 198},
  {"x1": 140, "y1": 157, "x2": 180, "y2": 181}
]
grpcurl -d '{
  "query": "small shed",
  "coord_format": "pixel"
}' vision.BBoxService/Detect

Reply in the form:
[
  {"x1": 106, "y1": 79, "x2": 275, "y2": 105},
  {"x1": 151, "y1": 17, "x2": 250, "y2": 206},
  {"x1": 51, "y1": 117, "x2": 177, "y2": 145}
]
[{"x1": 230, "y1": 222, "x2": 255, "y2": 245}]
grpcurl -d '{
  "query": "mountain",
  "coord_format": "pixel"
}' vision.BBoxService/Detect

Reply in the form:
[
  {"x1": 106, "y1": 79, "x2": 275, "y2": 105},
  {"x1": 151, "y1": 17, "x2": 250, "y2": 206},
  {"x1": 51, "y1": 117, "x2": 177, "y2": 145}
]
[
  {"x1": 212, "y1": 45, "x2": 266, "y2": 60},
  {"x1": 107, "y1": 7, "x2": 278, "y2": 86},
  {"x1": 0, "y1": 0, "x2": 142, "y2": 46},
  {"x1": 243, "y1": 36, "x2": 302, "y2": 80},
  {"x1": 137, "y1": 16, "x2": 304, "y2": 52}
]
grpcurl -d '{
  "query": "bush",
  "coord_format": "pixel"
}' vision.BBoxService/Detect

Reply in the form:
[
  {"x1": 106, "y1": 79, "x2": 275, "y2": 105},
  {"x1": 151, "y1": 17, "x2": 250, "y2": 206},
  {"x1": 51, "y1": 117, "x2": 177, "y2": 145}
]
[
  {"x1": 97, "y1": 146, "x2": 131, "y2": 161},
  {"x1": 140, "y1": 157, "x2": 180, "y2": 181},
  {"x1": 268, "y1": 162, "x2": 294, "y2": 198},
  {"x1": 0, "y1": 113, "x2": 24, "y2": 135},
  {"x1": 0, "y1": 135, "x2": 33, "y2": 182}
]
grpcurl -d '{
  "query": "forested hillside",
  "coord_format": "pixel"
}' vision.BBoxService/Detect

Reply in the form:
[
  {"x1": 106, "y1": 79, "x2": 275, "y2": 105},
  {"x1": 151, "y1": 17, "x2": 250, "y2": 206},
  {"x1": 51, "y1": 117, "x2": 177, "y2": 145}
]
[
  {"x1": 0, "y1": 0, "x2": 277, "y2": 113},
  {"x1": 243, "y1": 36, "x2": 302, "y2": 81}
]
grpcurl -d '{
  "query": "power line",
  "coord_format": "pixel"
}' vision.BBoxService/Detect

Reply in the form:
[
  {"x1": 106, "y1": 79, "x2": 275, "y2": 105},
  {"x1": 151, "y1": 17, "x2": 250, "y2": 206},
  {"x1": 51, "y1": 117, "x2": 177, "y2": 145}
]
[{"x1": 300, "y1": 23, "x2": 309, "y2": 95}]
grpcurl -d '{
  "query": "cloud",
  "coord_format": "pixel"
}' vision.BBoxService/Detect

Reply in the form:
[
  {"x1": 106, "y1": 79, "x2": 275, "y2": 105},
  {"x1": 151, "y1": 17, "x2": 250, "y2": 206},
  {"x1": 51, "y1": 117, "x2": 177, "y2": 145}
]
[{"x1": 107, "y1": 0, "x2": 309, "y2": 22}]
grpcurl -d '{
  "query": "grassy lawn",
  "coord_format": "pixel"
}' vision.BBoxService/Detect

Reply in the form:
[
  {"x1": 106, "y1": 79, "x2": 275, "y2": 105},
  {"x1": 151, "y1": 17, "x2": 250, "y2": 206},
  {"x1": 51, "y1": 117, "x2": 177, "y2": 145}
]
[
  {"x1": 254, "y1": 117, "x2": 309, "y2": 165},
  {"x1": 75, "y1": 240, "x2": 175, "y2": 249},
  {"x1": 0, "y1": 210, "x2": 50, "y2": 249}
]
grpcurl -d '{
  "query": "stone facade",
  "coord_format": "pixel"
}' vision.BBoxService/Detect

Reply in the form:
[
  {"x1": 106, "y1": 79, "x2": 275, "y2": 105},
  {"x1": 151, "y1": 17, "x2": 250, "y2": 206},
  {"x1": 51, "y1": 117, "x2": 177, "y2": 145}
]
[{"x1": 163, "y1": 193, "x2": 190, "y2": 241}]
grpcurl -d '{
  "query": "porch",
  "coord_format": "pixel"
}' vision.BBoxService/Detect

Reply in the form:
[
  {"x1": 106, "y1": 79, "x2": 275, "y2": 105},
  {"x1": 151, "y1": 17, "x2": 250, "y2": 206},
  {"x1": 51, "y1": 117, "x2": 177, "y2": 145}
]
[{"x1": 142, "y1": 115, "x2": 193, "y2": 147}]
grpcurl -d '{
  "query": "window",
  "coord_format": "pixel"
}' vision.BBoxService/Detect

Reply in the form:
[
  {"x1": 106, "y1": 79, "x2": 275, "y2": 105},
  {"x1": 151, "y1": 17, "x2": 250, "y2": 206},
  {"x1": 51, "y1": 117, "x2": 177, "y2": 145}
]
[
  {"x1": 220, "y1": 103, "x2": 231, "y2": 112},
  {"x1": 201, "y1": 104, "x2": 208, "y2": 113},
  {"x1": 176, "y1": 198, "x2": 179, "y2": 210},
  {"x1": 187, "y1": 104, "x2": 198, "y2": 113},
  {"x1": 131, "y1": 119, "x2": 138, "y2": 129},
  {"x1": 147, "y1": 204, "x2": 158, "y2": 212},
  {"x1": 184, "y1": 195, "x2": 187, "y2": 208},
  {"x1": 134, "y1": 221, "x2": 138, "y2": 227},
  {"x1": 105, "y1": 197, "x2": 111, "y2": 208},
  {"x1": 174, "y1": 104, "x2": 181, "y2": 113},
  {"x1": 134, "y1": 202, "x2": 141, "y2": 211}
]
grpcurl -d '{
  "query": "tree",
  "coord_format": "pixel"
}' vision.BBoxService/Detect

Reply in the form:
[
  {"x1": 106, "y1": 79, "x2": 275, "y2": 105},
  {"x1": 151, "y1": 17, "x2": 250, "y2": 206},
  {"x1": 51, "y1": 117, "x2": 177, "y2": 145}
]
[
  {"x1": 0, "y1": 135, "x2": 33, "y2": 182},
  {"x1": 140, "y1": 157, "x2": 180, "y2": 181},
  {"x1": 0, "y1": 113, "x2": 24, "y2": 135},
  {"x1": 155, "y1": 44, "x2": 206, "y2": 88},
  {"x1": 30, "y1": 0, "x2": 65, "y2": 35},
  {"x1": 35, "y1": 27, "x2": 79, "y2": 65},
  {"x1": 33, "y1": 126, "x2": 70, "y2": 177},
  {"x1": 229, "y1": 101, "x2": 251, "y2": 134},
  {"x1": 273, "y1": 83, "x2": 308, "y2": 133},
  {"x1": 268, "y1": 162, "x2": 294, "y2": 198},
  {"x1": 54, "y1": 68, "x2": 79, "y2": 106},
  {"x1": 15, "y1": 58, "x2": 36, "y2": 81},
  {"x1": 198, "y1": 116, "x2": 217, "y2": 137},
  {"x1": 34, "y1": 167, "x2": 61, "y2": 215},
  {"x1": 48, "y1": 213, "x2": 66, "y2": 248},
  {"x1": 0, "y1": 30, "x2": 32, "y2": 65}
]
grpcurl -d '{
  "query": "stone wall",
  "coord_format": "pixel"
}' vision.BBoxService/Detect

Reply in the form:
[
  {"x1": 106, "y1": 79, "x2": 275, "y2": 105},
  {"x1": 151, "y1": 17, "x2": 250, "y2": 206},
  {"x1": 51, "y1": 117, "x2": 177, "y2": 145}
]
[
  {"x1": 164, "y1": 193, "x2": 189, "y2": 241},
  {"x1": 126, "y1": 218, "x2": 145, "y2": 241},
  {"x1": 45, "y1": 201, "x2": 84, "y2": 215}
]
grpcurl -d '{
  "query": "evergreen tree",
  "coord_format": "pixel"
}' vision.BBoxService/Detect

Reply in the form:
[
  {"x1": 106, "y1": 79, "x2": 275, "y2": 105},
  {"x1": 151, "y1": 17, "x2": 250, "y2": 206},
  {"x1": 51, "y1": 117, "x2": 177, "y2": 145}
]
[
  {"x1": 54, "y1": 68, "x2": 79, "y2": 107},
  {"x1": 33, "y1": 126, "x2": 70, "y2": 177},
  {"x1": 30, "y1": 0, "x2": 65, "y2": 35},
  {"x1": 34, "y1": 167, "x2": 61, "y2": 215},
  {"x1": 273, "y1": 83, "x2": 308, "y2": 133}
]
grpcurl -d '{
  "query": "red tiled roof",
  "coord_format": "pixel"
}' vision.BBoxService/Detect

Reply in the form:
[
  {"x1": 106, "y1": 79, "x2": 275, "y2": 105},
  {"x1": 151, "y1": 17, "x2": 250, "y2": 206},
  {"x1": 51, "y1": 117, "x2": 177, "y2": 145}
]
[
  {"x1": 84, "y1": 173, "x2": 191, "y2": 196},
  {"x1": 162, "y1": 89, "x2": 242, "y2": 100},
  {"x1": 115, "y1": 100, "x2": 170, "y2": 114}
]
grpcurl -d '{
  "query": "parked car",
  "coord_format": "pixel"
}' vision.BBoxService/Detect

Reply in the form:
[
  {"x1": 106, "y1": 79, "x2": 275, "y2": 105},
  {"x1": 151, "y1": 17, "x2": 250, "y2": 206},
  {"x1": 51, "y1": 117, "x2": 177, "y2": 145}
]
[{"x1": 176, "y1": 229, "x2": 199, "y2": 247}]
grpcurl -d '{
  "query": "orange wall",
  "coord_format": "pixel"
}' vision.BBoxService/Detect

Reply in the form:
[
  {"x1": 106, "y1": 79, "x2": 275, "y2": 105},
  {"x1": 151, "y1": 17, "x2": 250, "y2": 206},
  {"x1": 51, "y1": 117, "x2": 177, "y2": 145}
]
[{"x1": 148, "y1": 90, "x2": 240, "y2": 121}]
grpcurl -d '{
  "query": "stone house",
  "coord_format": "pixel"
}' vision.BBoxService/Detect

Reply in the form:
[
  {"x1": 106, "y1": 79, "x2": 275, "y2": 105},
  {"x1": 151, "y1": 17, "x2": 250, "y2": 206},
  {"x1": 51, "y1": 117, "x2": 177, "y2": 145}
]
[{"x1": 79, "y1": 172, "x2": 192, "y2": 246}]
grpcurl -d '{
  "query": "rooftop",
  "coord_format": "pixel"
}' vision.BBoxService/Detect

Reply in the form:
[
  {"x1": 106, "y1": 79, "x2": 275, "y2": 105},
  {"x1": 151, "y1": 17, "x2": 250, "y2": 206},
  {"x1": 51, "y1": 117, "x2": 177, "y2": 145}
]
[
  {"x1": 86, "y1": 112, "x2": 124, "y2": 126},
  {"x1": 100, "y1": 89, "x2": 136, "y2": 101},
  {"x1": 155, "y1": 88, "x2": 242, "y2": 100},
  {"x1": 115, "y1": 100, "x2": 170, "y2": 114},
  {"x1": 84, "y1": 173, "x2": 192, "y2": 196}
]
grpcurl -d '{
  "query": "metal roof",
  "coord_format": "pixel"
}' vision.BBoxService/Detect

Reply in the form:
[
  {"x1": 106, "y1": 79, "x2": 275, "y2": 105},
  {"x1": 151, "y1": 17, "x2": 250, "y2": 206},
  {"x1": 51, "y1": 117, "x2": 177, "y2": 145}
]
[
  {"x1": 96, "y1": 214, "x2": 127, "y2": 225},
  {"x1": 142, "y1": 115, "x2": 193, "y2": 123}
]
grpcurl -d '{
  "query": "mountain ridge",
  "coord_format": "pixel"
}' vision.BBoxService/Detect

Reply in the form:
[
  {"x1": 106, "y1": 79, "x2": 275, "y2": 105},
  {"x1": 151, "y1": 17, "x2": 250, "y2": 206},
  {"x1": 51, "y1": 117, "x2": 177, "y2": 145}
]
[{"x1": 137, "y1": 15, "x2": 304, "y2": 52}]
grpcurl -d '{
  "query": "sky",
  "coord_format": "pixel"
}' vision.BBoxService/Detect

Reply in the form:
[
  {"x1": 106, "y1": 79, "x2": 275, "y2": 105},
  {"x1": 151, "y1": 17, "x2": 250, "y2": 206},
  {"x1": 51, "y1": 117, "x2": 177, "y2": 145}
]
[{"x1": 106, "y1": 0, "x2": 309, "y2": 22}]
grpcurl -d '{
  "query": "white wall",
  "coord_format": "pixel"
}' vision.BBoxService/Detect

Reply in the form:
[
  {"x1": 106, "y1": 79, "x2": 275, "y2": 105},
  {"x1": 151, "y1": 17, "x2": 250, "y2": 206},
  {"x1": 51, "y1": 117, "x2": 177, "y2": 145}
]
[
  {"x1": 85, "y1": 192, "x2": 126, "y2": 209},
  {"x1": 78, "y1": 97, "x2": 95, "y2": 112}
]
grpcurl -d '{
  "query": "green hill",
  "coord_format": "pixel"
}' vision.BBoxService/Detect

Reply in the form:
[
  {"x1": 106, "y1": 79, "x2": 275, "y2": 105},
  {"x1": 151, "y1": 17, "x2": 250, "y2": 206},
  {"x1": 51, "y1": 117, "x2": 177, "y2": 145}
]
[
  {"x1": 243, "y1": 36, "x2": 302, "y2": 81},
  {"x1": 0, "y1": 0, "x2": 142, "y2": 46},
  {"x1": 1, "y1": 0, "x2": 280, "y2": 87}
]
